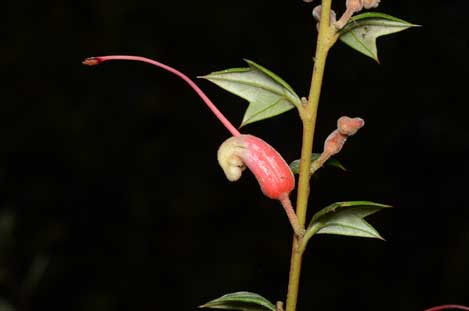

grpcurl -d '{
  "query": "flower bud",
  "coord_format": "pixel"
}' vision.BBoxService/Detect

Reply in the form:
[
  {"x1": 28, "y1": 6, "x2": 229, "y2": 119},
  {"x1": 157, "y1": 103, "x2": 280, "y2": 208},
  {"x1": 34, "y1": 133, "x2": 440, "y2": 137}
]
[
  {"x1": 336, "y1": 0, "x2": 381, "y2": 29},
  {"x1": 323, "y1": 130, "x2": 347, "y2": 156},
  {"x1": 363, "y1": 0, "x2": 380, "y2": 9},
  {"x1": 337, "y1": 116, "x2": 365, "y2": 136},
  {"x1": 335, "y1": 0, "x2": 363, "y2": 29},
  {"x1": 313, "y1": 116, "x2": 365, "y2": 175},
  {"x1": 217, "y1": 135, "x2": 295, "y2": 200},
  {"x1": 313, "y1": 5, "x2": 337, "y2": 24},
  {"x1": 346, "y1": 0, "x2": 363, "y2": 13}
]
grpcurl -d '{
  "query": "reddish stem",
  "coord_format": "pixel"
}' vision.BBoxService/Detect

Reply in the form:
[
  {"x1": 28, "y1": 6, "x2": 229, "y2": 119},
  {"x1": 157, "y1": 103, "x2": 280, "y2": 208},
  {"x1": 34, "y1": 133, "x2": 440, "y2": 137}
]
[
  {"x1": 424, "y1": 305, "x2": 469, "y2": 311},
  {"x1": 83, "y1": 55, "x2": 241, "y2": 137},
  {"x1": 280, "y1": 196, "x2": 303, "y2": 237}
]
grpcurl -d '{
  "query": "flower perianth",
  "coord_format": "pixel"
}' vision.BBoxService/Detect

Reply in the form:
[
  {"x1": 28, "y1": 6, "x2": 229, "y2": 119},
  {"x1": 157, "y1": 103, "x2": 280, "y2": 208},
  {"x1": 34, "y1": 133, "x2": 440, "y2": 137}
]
[
  {"x1": 217, "y1": 135, "x2": 303, "y2": 236},
  {"x1": 217, "y1": 135, "x2": 295, "y2": 200}
]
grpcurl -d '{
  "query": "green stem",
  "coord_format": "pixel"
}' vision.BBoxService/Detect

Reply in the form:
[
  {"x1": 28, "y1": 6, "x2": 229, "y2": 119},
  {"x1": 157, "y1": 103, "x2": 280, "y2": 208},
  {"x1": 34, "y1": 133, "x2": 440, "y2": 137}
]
[{"x1": 285, "y1": 1, "x2": 336, "y2": 311}]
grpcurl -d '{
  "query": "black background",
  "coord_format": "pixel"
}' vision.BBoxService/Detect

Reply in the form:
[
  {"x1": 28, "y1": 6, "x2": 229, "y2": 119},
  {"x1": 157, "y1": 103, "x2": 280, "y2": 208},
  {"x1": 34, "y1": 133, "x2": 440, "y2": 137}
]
[{"x1": 2, "y1": 1, "x2": 469, "y2": 310}]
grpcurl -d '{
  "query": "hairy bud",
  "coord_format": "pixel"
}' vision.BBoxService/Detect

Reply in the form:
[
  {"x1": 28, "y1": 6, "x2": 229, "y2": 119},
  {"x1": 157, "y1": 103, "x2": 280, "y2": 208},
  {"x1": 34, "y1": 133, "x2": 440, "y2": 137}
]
[
  {"x1": 346, "y1": 0, "x2": 363, "y2": 12},
  {"x1": 337, "y1": 116, "x2": 365, "y2": 136},
  {"x1": 313, "y1": 5, "x2": 337, "y2": 25},
  {"x1": 336, "y1": 0, "x2": 379, "y2": 29},
  {"x1": 323, "y1": 130, "x2": 347, "y2": 156},
  {"x1": 310, "y1": 116, "x2": 365, "y2": 175},
  {"x1": 324, "y1": 116, "x2": 365, "y2": 155},
  {"x1": 363, "y1": 0, "x2": 380, "y2": 9}
]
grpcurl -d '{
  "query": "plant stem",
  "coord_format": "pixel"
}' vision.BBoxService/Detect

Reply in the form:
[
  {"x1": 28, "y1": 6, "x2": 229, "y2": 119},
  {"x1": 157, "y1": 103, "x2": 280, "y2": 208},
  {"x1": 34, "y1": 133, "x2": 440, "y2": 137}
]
[{"x1": 285, "y1": 1, "x2": 335, "y2": 311}]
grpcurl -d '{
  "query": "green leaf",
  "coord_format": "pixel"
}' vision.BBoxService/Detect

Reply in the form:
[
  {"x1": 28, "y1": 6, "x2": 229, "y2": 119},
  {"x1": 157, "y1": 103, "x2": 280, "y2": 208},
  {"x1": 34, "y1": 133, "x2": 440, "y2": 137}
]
[
  {"x1": 289, "y1": 153, "x2": 346, "y2": 174},
  {"x1": 307, "y1": 201, "x2": 391, "y2": 240},
  {"x1": 339, "y1": 12, "x2": 419, "y2": 62},
  {"x1": 200, "y1": 59, "x2": 301, "y2": 127},
  {"x1": 199, "y1": 292, "x2": 276, "y2": 311}
]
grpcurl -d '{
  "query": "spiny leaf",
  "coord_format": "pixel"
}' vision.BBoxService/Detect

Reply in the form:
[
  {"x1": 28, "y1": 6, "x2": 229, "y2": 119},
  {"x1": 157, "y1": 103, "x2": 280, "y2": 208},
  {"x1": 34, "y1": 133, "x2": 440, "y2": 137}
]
[
  {"x1": 289, "y1": 153, "x2": 346, "y2": 174},
  {"x1": 339, "y1": 12, "x2": 419, "y2": 62},
  {"x1": 199, "y1": 291, "x2": 276, "y2": 311},
  {"x1": 307, "y1": 201, "x2": 391, "y2": 240},
  {"x1": 200, "y1": 59, "x2": 301, "y2": 127}
]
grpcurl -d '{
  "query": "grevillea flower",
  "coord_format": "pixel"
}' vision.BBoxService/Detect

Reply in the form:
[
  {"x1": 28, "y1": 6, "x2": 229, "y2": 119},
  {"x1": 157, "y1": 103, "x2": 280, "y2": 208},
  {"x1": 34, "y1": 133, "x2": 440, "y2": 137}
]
[{"x1": 83, "y1": 55, "x2": 301, "y2": 235}]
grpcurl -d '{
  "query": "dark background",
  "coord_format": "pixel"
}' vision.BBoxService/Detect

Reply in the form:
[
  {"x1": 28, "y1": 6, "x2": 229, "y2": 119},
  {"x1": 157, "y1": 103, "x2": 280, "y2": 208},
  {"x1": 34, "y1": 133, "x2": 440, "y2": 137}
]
[{"x1": 2, "y1": 0, "x2": 468, "y2": 310}]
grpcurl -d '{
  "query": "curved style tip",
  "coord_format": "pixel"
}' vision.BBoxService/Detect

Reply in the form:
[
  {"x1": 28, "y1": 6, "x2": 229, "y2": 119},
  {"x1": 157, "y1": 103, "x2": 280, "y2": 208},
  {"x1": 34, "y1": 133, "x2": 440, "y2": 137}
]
[{"x1": 82, "y1": 57, "x2": 101, "y2": 66}]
